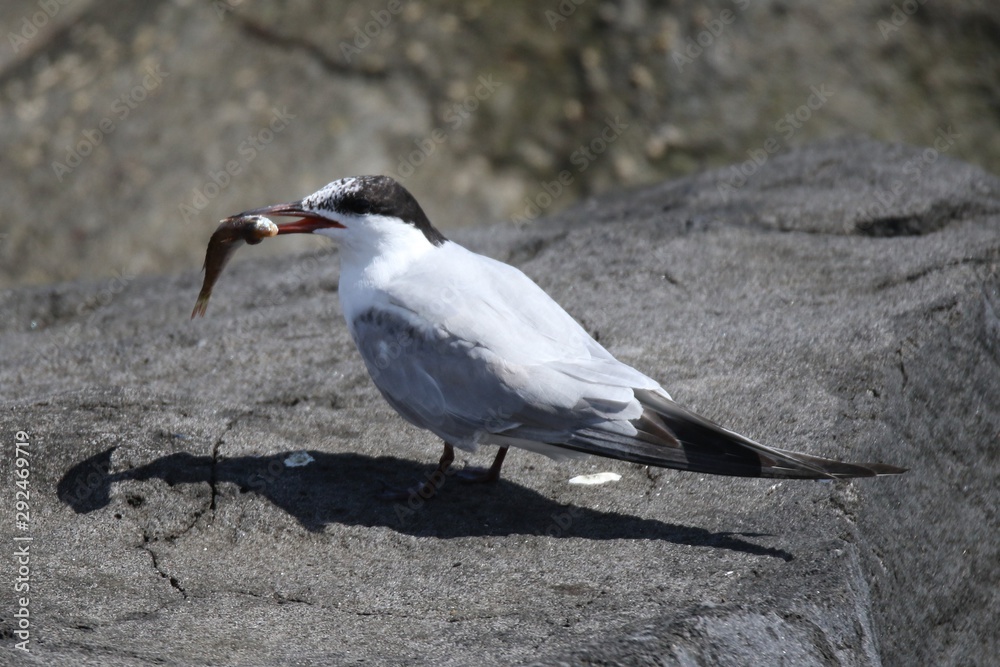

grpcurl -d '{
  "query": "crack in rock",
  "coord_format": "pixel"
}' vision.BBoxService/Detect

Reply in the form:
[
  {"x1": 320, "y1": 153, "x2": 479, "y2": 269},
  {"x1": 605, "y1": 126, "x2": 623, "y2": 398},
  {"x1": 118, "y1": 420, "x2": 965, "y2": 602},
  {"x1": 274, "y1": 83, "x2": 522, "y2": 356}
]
[
  {"x1": 141, "y1": 532, "x2": 188, "y2": 600},
  {"x1": 875, "y1": 255, "x2": 995, "y2": 291},
  {"x1": 235, "y1": 589, "x2": 317, "y2": 607},
  {"x1": 897, "y1": 346, "x2": 908, "y2": 391},
  {"x1": 209, "y1": 417, "x2": 239, "y2": 516}
]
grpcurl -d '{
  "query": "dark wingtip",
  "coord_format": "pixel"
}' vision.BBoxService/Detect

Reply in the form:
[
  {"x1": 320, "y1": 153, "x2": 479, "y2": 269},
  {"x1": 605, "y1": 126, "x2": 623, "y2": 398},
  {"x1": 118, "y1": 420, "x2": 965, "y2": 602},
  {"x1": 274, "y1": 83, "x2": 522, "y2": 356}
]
[
  {"x1": 626, "y1": 390, "x2": 910, "y2": 480},
  {"x1": 819, "y1": 461, "x2": 908, "y2": 479},
  {"x1": 865, "y1": 463, "x2": 908, "y2": 476},
  {"x1": 795, "y1": 458, "x2": 908, "y2": 479}
]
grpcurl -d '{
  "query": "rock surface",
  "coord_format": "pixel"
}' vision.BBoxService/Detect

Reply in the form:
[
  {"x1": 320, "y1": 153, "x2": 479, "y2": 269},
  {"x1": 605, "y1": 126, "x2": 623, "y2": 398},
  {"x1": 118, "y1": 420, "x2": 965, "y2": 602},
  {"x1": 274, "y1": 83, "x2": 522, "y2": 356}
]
[
  {"x1": 2, "y1": 0, "x2": 999, "y2": 289},
  {"x1": 1, "y1": 138, "x2": 998, "y2": 665}
]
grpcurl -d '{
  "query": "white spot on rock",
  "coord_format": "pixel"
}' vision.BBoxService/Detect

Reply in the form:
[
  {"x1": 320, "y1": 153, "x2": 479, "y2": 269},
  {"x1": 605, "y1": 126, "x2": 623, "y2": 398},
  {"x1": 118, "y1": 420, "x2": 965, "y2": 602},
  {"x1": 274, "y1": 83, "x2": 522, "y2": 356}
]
[
  {"x1": 283, "y1": 451, "x2": 315, "y2": 467},
  {"x1": 568, "y1": 472, "x2": 622, "y2": 485}
]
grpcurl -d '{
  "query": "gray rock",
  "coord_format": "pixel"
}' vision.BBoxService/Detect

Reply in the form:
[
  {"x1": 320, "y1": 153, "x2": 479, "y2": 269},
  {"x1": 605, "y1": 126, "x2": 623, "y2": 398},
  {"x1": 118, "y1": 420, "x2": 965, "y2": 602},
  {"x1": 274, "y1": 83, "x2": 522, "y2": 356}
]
[
  {"x1": 1, "y1": 137, "x2": 998, "y2": 666},
  {"x1": 2, "y1": 0, "x2": 999, "y2": 292}
]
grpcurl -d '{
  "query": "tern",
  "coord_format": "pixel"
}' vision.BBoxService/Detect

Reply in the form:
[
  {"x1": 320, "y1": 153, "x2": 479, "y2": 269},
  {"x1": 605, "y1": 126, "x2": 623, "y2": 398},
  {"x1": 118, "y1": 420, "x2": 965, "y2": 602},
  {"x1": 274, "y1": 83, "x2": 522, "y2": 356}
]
[{"x1": 218, "y1": 175, "x2": 905, "y2": 497}]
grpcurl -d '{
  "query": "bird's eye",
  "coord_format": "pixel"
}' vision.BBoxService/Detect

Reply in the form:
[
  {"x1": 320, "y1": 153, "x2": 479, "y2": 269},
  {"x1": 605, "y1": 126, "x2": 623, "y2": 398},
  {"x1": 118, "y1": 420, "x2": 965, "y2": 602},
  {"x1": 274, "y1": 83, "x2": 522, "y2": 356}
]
[{"x1": 339, "y1": 196, "x2": 372, "y2": 215}]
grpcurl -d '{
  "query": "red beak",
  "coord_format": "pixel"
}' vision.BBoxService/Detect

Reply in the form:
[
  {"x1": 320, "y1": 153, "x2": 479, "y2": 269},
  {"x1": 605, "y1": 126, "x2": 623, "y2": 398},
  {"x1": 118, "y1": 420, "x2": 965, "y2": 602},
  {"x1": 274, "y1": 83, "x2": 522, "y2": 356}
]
[{"x1": 224, "y1": 201, "x2": 344, "y2": 234}]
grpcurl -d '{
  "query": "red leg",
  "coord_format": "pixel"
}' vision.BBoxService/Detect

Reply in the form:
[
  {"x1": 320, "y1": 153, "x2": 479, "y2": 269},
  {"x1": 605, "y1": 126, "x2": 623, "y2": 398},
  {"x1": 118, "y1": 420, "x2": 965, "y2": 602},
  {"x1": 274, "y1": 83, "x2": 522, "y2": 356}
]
[
  {"x1": 379, "y1": 444, "x2": 509, "y2": 501},
  {"x1": 456, "y1": 446, "x2": 509, "y2": 484},
  {"x1": 380, "y1": 442, "x2": 455, "y2": 501}
]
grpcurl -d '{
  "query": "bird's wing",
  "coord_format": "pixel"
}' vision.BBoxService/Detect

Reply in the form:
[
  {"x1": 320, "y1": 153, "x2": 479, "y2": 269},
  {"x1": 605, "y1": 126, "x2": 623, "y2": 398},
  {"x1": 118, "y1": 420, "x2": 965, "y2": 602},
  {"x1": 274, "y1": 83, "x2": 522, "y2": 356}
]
[
  {"x1": 350, "y1": 300, "x2": 656, "y2": 451},
  {"x1": 382, "y1": 243, "x2": 659, "y2": 373}
]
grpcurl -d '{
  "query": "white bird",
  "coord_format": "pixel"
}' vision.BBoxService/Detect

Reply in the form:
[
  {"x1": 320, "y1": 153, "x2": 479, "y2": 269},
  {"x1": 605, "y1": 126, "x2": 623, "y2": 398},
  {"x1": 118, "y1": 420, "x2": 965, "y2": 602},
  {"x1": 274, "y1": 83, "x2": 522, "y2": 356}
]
[{"x1": 219, "y1": 175, "x2": 905, "y2": 498}]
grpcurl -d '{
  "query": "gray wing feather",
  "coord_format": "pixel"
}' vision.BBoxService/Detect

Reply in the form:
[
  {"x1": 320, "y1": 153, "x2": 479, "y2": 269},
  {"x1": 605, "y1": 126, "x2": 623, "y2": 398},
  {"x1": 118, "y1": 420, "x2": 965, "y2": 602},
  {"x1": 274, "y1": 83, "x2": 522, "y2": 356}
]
[{"x1": 351, "y1": 306, "x2": 640, "y2": 450}]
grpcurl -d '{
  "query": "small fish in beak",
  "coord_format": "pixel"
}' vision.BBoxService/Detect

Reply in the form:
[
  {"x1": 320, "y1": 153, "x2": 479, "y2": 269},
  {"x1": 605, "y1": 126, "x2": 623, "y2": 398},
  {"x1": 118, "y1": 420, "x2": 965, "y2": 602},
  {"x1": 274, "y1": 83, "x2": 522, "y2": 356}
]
[{"x1": 191, "y1": 215, "x2": 279, "y2": 319}]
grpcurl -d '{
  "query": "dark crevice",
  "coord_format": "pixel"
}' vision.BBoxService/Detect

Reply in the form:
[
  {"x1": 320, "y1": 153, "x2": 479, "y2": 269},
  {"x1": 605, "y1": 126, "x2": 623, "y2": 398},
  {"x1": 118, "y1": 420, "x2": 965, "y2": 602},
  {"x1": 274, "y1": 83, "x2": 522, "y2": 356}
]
[
  {"x1": 141, "y1": 533, "x2": 188, "y2": 600},
  {"x1": 659, "y1": 269, "x2": 686, "y2": 290},
  {"x1": 854, "y1": 200, "x2": 1000, "y2": 238},
  {"x1": 236, "y1": 589, "x2": 316, "y2": 607},
  {"x1": 209, "y1": 418, "x2": 239, "y2": 515},
  {"x1": 777, "y1": 611, "x2": 842, "y2": 665},
  {"x1": 897, "y1": 347, "x2": 908, "y2": 391},
  {"x1": 875, "y1": 255, "x2": 996, "y2": 291},
  {"x1": 854, "y1": 214, "x2": 927, "y2": 237}
]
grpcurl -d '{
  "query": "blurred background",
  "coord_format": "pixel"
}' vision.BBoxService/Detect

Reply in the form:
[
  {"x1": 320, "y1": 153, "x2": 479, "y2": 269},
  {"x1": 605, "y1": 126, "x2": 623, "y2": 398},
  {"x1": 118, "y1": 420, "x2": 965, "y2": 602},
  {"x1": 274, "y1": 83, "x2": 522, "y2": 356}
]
[{"x1": 1, "y1": 0, "x2": 997, "y2": 289}]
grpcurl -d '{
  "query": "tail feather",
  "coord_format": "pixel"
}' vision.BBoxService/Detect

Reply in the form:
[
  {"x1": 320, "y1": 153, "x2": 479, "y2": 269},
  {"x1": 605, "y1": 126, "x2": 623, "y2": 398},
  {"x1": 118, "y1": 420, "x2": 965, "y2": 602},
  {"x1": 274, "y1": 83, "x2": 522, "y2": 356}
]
[{"x1": 558, "y1": 389, "x2": 906, "y2": 480}]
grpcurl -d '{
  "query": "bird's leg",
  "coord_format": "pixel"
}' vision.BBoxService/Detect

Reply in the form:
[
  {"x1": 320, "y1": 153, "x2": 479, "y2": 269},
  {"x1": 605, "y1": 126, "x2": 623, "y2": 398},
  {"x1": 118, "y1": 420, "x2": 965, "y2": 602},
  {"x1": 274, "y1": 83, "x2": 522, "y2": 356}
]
[
  {"x1": 379, "y1": 442, "x2": 455, "y2": 501},
  {"x1": 378, "y1": 443, "x2": 508, "y2": 501},
  {"x1": 431, "y1": 442, "x2": 456, "y2": 487},
  {"x1": 455, "y1": 446, "x2": 509, "y2": 484}
]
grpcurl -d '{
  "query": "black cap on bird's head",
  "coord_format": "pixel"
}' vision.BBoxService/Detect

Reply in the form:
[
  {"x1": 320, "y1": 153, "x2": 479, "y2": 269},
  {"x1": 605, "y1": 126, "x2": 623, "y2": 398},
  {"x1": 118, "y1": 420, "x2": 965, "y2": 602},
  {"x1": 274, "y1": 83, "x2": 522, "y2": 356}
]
[{"x1": 225, "y1": 175, "x2": 447, "y2": 246}]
